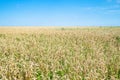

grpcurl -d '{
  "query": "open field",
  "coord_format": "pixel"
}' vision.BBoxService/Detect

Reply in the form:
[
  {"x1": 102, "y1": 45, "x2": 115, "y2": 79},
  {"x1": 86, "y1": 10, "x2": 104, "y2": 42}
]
[{"x1": 0, "y1": 27, "x2": 120, "y2": 80}]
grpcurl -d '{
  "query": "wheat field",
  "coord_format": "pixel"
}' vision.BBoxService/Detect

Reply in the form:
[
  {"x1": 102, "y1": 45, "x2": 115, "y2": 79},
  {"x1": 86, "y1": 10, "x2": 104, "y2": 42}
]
[{"x1": 0, "y1": 27, "x2": 120, "y2": 80}]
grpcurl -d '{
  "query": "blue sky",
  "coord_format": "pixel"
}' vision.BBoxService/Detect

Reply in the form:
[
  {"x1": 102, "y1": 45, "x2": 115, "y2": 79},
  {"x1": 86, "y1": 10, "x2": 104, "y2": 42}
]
[{"x1": 0, "y1": 0, "x2": 120, "y2": 26}]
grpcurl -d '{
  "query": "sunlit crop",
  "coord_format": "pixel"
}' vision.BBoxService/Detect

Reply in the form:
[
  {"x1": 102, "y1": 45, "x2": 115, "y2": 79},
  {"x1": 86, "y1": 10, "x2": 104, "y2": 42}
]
[{"x1": 0, "y1": 27, "x2": 120, "y2": 80}]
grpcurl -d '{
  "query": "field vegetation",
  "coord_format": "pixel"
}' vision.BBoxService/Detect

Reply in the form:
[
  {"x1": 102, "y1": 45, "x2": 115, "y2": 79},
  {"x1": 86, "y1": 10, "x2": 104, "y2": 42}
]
[{"x1": 0, "y1": 27, "x2": 120, "y2": 80}]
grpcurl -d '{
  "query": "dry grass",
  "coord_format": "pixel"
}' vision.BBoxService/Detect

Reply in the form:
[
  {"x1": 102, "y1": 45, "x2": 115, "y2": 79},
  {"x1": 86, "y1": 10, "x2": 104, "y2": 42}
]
[{"x1": 0, "y1": 27, "x2": 120, "y2": 80}]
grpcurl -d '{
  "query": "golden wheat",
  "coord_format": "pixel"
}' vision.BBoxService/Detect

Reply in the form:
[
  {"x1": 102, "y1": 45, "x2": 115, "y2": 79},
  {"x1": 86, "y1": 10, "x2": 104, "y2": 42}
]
[{"x1": 0, "y1": 27, "x2": 120, "y2": 80}]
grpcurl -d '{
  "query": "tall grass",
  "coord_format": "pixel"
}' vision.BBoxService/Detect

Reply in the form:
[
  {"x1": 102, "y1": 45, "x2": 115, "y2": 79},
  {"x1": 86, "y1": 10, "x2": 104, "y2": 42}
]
[{"x1": 0, "y1": 27, "x2": 120, "y2": 80}]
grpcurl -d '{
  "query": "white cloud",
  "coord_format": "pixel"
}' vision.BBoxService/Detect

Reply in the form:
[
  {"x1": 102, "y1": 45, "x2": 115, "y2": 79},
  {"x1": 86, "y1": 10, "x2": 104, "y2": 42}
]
[
  {"x1": 104, "y1": 9, "x2": 120, "y2": 14},
  {"x1": 108, "y1": 9, "x2": 120, "y2": 12},
  {"x1": 106, "y1": 0, "x2": 120, "y2": 4},
  {"x1": 82, "y1": 4, "x2": 120, "y2": 14},
  {"x1": 81, "y1": 0, "x2": 120, "y2": 14},
  {"x1": 116, "y1": 0, "x2": 120, "y2": 3},
  {"x1": 107, "y1": 0, "x2": 112, "y2": 2}
]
